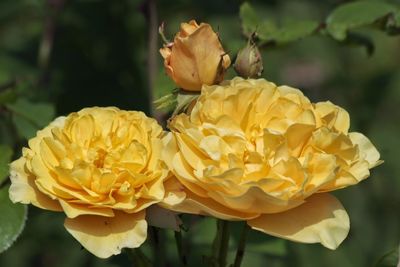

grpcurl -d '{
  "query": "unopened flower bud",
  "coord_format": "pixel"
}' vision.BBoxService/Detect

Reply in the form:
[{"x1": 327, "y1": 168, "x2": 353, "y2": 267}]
[
  {"x1": 234, "y1": 40, "x2": 263, "y2": 78},
  {"x1": 160, "y1": 20, "x2": 231, "y2": 92}
]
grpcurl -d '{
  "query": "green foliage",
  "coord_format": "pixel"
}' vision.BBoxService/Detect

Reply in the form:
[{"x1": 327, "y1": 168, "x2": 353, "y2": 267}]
[
  {"x1": 240, "y1": 1, "x2": 400, "y2": 53},
  {"x1": 239, "y1": 3, "x2": 319, "y2": 45},
  {"x1": 0, "y1": 89, "x2": 17, "y2": 105},
  {"x1": 375, "y1": 246, "x2": 399, "y2": 267},
  {"x1": 326, "y1": 1, "x2": 397, "y2": 40},
  {"x1": 5, "y1": 98, "x2": 55, "y2": 139},
  {"x1": 0, "y1": 186, "x2": 27, "y2": 254},
  {"x1": 239, "y1": 3, "x2": 260, "y2": 37},
  {"x1": 154, "y1": 70, "x2": 177, "y2": 111},
  {"x1": 258, "y1": 20, "x2": 319, "y2": 45},
  {"x1": 0, "y1": 145, "x2": 12, "y2": 185}
]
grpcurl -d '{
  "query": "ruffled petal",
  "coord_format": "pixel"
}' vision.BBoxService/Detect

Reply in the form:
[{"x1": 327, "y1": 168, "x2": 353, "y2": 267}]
[
  {"x1": 247, "y1": 193, "x2": 349, "y2": 249},
  {"x1": 9, "y1": 157, "x2": 62, "y2": 211},
  {"x1": 64, "y1": 211, "x2": 147, "y2": 258},
  {"x1": 349, "y1": 132, "x2": 381, "y2": 167},
  {"x1": 161, "y1": 177, "x2": 259, "y2": 220},
  {"x1": 59, "y1": 199, "x2": 114, "y2": 218}
]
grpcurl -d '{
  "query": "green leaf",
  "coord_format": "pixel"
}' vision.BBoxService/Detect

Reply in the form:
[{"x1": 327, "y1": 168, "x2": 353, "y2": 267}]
[
  {"x1": 239, "y1": 2, "x2": 261, "y2": 36},
  {"x1": 259, "y1": 20, "x2": 319, "y2": 44},
  {"x1": 0, "y1": 145, "x2": 12, "y2": 185},
  {"x1": 0, "y1": 89, "x2": 17, "y2": 105},
  {"x1": 171, "y1": 93, "x2": 199, "y2": 117},
  {"x1": 6, "y1": 98, "x2": 55, "y2": 139},
  {"x1": 395, "y1": 11, "x2": 400, "y2": 27},
  {"x1": 239, "y1": 3, "x2": 318, "y2": 45},
  {"x1": 0, "y1": 185, "x2": 27, "y2": 253},
  {"x1": 154, "y1": 69, "x2": 176, "y2": 99},
  {"x1": 375, "y1": 246, "x2": 399, "y2": 267},
  {"x1": 154, "y1": 93, "x2": 177, "y2": 111},
  {"x1": 326, "y1": 1, "x2": 397, "y2": 40},
  {"x1": 385, "y1": 11, "x2": 400, "y2": 35},
  {"x1": 153, "y1": 68, "x2": 177, "y2": 112},
  {"x1": 345, "y1": 32, "x2": 375, "y2": 56}
]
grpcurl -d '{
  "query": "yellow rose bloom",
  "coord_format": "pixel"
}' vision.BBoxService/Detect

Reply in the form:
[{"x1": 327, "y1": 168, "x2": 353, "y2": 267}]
[
  {"x1": 9, "y1": 107, "x2": 170, "y2": 258},
  {"x1": 160, "y1": 20, "x2": 231, "y2": 91},
  {"x1": 162, "y1": 78, "x2": 381, "y2": 249}
]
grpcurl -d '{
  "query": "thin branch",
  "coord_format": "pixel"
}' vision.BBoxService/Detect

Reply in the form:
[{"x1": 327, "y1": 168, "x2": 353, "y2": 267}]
[
  {"x1": 145, "y1": 0, "x2": 158, "y2": 117},
  {"x1": 232, "y1": 223, "x2": 250, "y2": 267},
  {"x1": 218, "y1": 220, "x2": 230, "y2": 267},
  {"x1": 175, "y1": 230, "x2": 188, "y2": 266},
  {"x1": 212, "y1": 219, "x2": 230, "y2": 267},
  {"x1": 37, "y1": 0, "x2": 65, "y2": 84},
  {"x1": 0, "y1": 79, "x2": 17, "y2": 93}
]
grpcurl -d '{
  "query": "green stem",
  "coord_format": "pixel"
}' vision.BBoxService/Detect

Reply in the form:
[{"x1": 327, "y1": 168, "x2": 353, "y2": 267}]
[
  {"x1": 212, "y1": 219, "x2": 230, "y2": 267},
  {"x1": 145, "y1": 0, "x2": 158, "y2": 117},
  {"x1": 150, "y1": 226, "x2": 165, "y2": 266},
  {"x1": 232, "y1": 223, "x2": 250, "y2": 267},
  {"x1": 174, "y1": 230, "x2": 187, "y2": 266}
]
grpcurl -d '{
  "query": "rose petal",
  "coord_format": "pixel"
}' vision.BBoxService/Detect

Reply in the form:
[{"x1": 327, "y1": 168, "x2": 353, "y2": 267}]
[
  {"x1": 161, "y1": 178, "x2": 259, "y2": 221},
  {"x1": 64, "y1": 211, "x2": 147, "y2": 258},
  {"x1": 59, "y1": 199, "x2": 114, "y2": 218},
  {"x1": 349, "y1": 132, "x2": 381, "y2": 168},
  {"x1": 247, "y1": 193, "x2": 350, "y2": 249},
  {"x1": 9, "y1": 157, "x2": 62, "y2": 211}
]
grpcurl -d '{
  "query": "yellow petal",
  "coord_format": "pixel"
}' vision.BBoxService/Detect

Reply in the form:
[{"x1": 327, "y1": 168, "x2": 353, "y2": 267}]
[
  {"x1": 64, "y1": 211, "x2": 147, "y2": 258},
  {"x1": 9, "y1": 157, "x2": 62, "y2": 211},
  {"x1": 161, "y1": 178, "x2": 259, "y2": 221},
  {"x1": 349, "y1": 132, "x2": 381, "y2": 167},
  {"x1": 59, "y1": 199, "x2": 114, "y2": 218},
  {"x1": 162, "y1": 176, "x2": 188, "y2": 206},
  {"x1": 314, "y1": 101, "x2": 350, "y2": 133},
  {"x1": 28, "y1": 116, "x2": 66, "y2": 152},
  {"x1": 247, "y1": 193, "x2": 350, "y2": 249},
  {"x1": 159, "y1": 47, "x2": 171, "y2": 60},
  {"x1": 179, "y1": 20, "x2": 199, "y2": 36},
  {"x1": 208, "y1": 184, "x2": 304, "y2": 214}
]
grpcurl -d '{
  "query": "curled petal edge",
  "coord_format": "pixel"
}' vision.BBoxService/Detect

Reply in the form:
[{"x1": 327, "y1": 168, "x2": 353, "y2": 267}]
[
  {"x1": 247, "y1": 193, "x2": 350, "y2": 250},
  {"x1": 64, "y1": 211, "x2": 147, "y2": 258}
]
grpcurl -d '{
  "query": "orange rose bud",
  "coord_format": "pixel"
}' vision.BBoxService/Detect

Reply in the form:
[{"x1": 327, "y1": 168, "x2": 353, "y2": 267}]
[{"x1": 160, "y1": 20, "x2": 231, "y2": 91}]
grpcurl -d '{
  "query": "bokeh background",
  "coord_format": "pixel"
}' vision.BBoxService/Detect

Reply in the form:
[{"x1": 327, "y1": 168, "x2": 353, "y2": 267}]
[{"x1": 0, "y1": 0, "x2": 399, "y2": 266}]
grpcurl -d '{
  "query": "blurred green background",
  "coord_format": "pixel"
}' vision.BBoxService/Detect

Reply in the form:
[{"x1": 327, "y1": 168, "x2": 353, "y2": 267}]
[{"x1": 0, "y1": 0, "x2": 399, "y2": 266}]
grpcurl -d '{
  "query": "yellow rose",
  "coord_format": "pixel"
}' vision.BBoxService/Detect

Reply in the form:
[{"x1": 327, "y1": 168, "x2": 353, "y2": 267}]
[
  {"x1": 162, "y1": 78, "x2": 381, "y2": 249},
  {"x1": 9, "y1": 107, "x2": 171, "y2": 258},
  {"x1": 160, "y1": 20, "x2": 231, "y2": 91}
]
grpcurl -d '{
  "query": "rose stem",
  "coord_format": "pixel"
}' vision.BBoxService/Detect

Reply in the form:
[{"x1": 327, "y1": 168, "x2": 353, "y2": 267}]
[
  {"x1": 127, "y1": 248, "x2": 152, "y2": 267},
  {"x1": 150, "y1": 226, "x2": 166, "y2": 266},
  {"x1": 232, "y1": 223, "x2": 250, "y2": 267},
  {"x1": 174, "y1": 230, "x2": 188, "y2": 266},
  {"x1": 213, "y1": 219, "x2": 230, "y2": 267},
  {"x1": 144, "y1": 0, "x2": 158, "y2": 118}
]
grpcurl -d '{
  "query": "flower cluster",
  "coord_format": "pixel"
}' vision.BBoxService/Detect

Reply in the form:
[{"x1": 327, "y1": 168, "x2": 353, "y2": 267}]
[{"x1": 8, "y1": 20, "x2": 381, "y2": 259}]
